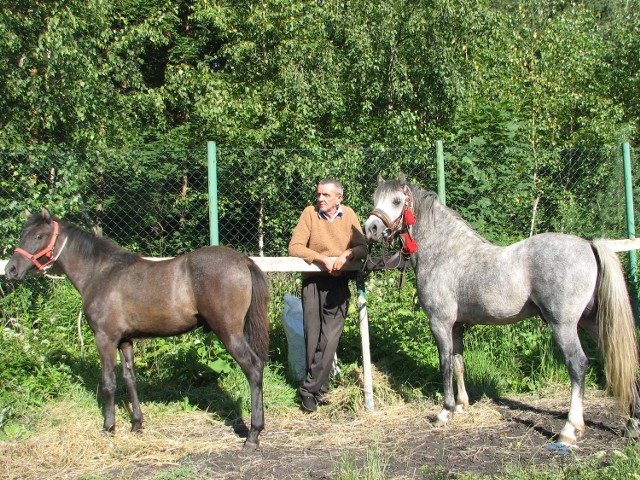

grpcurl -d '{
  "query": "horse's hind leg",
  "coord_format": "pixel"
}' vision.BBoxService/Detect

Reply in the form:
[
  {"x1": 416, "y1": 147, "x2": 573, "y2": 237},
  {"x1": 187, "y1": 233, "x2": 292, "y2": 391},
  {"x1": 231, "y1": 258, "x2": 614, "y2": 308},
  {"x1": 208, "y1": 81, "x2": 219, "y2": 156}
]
[
  {"x1": 550, "y1": 321, "x2": 588, "y2": 444},
  {"x1": 119, "y1": 340, "x2": 144, "y2": 432},
  {"x1": 626, "y1": 386, "x2": 640, "y2": 438},
  {"x1": 220, "y1": 332, "x2": 265, "y2": 449},
  {"x1": 453, "y1": 323, "x2": 469, "y2": 413},
  {"x1": 580, "y1": 314, "x2": 640, "y2": 439}
]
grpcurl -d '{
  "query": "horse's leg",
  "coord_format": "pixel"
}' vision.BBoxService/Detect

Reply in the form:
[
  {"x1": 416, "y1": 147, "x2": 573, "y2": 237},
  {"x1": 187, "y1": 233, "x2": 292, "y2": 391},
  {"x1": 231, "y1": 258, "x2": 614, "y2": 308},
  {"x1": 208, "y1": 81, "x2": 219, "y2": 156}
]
[
  {"x1": 220, "y1": 332, "x2": 265, "y2": 449},
  {"x1": 625, "y1": 384, "x2": 640, "y2": 438},
  {"x1": 452, "y1": 323, "x2": 469, "y2": 413},
  {"x1": 580, "y1": 315, "x2": 640, "y2": 438},
  {"x1": 119, "y1": 340, "x2": 144, "y2": 432},
  {"x1": 95, "y1": 333, "x2": 119, "y2": 432},
  {"x1": 550, "y1": 321, "x2": 588, "y2": 444},
  {"x1": 430, "y1": 320, "x2": 456, "y2": 426}
]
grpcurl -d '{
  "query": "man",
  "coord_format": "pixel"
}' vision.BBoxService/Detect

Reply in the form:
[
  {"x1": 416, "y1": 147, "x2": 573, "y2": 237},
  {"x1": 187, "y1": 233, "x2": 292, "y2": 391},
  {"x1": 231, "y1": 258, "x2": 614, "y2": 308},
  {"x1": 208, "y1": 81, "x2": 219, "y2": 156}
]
[{"x1": 288, "y1": 178, "x2": 368, "y2": 412}]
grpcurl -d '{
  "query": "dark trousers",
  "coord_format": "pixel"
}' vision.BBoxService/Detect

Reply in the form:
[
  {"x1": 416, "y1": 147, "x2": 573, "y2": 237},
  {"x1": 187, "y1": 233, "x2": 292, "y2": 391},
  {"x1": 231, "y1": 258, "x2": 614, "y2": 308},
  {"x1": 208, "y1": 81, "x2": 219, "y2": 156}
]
[{"x1": 298, "y1": 275, "x2": 350, "y2": 399}]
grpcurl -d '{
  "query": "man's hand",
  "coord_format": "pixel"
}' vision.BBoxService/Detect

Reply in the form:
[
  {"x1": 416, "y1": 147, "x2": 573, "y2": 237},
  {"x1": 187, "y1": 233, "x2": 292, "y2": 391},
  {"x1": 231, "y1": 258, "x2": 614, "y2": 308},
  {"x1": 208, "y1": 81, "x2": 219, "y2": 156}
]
[
  {"x1": 316, "y1": 251, "x2": 353, "y2": 276},
  {"x1": 330, "y1": 250, "x2": 352, "y2": 275}
]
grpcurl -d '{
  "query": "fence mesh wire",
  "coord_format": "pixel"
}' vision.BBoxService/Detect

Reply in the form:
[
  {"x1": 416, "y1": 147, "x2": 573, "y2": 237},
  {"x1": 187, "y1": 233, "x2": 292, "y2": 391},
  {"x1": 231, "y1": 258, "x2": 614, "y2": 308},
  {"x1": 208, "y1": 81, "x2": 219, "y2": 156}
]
[{"x1": 0, "y1": 144, "x2": 635, "y2": 259}]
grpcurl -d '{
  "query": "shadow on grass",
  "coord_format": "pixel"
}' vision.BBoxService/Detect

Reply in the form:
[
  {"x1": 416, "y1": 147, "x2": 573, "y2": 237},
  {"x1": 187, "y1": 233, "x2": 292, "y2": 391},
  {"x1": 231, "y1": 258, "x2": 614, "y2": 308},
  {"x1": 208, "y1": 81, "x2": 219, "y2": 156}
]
[{"x1": 60, "y1": 338, "x2": 254, "y2": 441}]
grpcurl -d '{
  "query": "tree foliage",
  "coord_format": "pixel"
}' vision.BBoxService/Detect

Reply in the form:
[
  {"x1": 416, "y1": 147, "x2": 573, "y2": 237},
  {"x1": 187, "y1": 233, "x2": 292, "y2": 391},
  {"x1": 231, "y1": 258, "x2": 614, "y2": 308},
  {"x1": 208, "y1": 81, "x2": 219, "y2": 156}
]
[{"x1": 2, "y1": 0, "x2": 638, "y2": 152}]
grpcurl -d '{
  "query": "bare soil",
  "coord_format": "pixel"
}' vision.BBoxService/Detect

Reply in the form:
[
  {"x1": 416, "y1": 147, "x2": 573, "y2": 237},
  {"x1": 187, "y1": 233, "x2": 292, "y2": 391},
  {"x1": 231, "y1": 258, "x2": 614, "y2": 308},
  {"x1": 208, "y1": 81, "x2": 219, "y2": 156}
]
[
  {"x1": 1, "y1": 391, "x2": 632, "y2": 479},
  {"x1": 185, "y1": 394, "x2": 630, "y2": 479}
]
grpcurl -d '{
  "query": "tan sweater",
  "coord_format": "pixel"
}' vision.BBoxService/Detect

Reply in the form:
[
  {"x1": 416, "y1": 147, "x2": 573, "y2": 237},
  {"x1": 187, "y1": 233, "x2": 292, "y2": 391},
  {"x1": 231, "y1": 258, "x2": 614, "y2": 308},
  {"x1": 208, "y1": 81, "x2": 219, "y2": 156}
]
[{"x1": 288, "y1": 205, "x2": 368, "y2": 266}]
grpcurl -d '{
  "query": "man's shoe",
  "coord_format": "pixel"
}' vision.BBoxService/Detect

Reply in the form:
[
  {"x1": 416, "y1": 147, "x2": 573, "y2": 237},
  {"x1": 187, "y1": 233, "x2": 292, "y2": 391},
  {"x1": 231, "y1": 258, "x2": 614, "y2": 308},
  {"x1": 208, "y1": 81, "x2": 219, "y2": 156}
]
[{"x1": 300, "y1": 395, "x2": 317, "y2": 413}]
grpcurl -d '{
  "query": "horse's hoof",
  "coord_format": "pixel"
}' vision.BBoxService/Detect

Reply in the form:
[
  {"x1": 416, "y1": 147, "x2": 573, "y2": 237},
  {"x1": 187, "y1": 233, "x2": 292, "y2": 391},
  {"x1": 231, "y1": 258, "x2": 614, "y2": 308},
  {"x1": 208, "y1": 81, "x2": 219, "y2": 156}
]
[
  {"x1": 624, "y1": 419, "x2": 640, "y2": 439},
  {"x1": 433, "y1": 418, "x2": 447, "y2": 427},
  {"x1": 454, "y1": 404, "x2": 465, "y2": 414},
  {"x1": 557, "y1": 433, "x2": 578, "y2": 446},
  {"x1": 243, "y1": 440, "x2": 259, "y2": 451},
  {"x1": 433, "y1": 408, "x2": 450, "y2": 427},
  {"x1": 130, "y1": 421, "x2": 143, "y2": 434}
]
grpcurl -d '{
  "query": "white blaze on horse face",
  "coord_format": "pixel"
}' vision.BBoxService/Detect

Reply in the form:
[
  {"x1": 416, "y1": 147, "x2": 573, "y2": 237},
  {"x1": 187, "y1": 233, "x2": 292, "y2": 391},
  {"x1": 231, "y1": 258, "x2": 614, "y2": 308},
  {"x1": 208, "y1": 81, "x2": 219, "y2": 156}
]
[{"x1": 364, "y1": 190, "x2": 406, "y2": 241}]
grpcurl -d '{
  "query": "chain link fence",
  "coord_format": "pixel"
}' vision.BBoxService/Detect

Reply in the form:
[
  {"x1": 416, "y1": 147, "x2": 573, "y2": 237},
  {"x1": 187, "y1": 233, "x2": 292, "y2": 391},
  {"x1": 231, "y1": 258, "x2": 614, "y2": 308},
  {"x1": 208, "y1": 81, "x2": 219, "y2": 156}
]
[
  {"x1": 1, "y1": 143, "x2": 637, "y2": 372},
  {"x1": 1, "y1": 149, "x2": 208, "y2": 258},
  {"x1": 0, "y1": 144, "x2": 635, "y2": 259}
]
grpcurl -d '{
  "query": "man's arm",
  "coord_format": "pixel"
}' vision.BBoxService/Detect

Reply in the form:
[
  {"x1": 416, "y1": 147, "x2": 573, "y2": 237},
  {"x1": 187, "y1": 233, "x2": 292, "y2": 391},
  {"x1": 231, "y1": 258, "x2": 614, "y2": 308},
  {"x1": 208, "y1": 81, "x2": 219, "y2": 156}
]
[{"x1": 288, "y1": 208, "x2": 319, "y2": 264}]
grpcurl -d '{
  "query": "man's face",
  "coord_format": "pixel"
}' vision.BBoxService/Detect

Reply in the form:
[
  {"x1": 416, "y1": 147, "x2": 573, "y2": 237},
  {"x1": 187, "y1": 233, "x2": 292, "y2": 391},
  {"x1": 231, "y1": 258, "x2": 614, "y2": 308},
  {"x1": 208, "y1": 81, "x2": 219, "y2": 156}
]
[{"x1": 317, "y1": 183, "x2": 343, "y2": 216}]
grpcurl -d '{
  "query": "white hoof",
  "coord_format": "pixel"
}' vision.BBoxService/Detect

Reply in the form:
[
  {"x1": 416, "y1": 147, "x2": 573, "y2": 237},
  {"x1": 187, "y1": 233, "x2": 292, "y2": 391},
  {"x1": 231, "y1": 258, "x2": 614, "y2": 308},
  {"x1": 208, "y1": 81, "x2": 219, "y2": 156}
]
[
  {"x1": 558, "y1": 425, "x2": 578, "y2": 446},
  {"x1": 434, "y1": 408, "x2": 450, "y2": 427}
]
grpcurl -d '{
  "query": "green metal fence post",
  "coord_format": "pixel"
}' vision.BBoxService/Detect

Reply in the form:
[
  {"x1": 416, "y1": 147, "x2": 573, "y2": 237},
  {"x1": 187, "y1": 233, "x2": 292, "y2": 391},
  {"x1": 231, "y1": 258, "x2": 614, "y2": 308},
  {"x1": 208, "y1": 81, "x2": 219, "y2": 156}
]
[
  {"x1": 436, "y1": 140, "x2": 446, "y2": 205},
  {"x1": 622, "y1": 142, "x2": 639, "y2": 323},
  {"x1": 207, "y1": 141, "x2": 220, "y2": 246}
]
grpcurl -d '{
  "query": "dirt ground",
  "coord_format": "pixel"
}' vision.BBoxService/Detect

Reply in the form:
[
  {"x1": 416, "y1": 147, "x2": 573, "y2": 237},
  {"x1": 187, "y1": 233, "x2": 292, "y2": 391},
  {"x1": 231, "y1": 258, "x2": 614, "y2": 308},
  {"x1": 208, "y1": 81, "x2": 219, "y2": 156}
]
[
  {"x1": 1, "y1": 391, "x2": 633, "y2": 480},
  {"x1": 183, "y1": 394, "x2": 631, "y2": 479}
]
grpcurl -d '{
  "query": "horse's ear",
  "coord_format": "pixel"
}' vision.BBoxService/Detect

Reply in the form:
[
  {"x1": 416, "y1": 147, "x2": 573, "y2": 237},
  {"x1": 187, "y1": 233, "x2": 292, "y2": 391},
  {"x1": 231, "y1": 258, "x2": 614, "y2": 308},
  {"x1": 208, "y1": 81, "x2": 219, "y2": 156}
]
[
  {"x1": 24, "y1": 208, "x2": 32, "y2": 218},
  {"x1": 377, "y1": 174, "x2": 385, "y2": 185},
  {"x1": 398, "y1": 172, "x2": 407, "y2": 186},
  {"x1": 40, "y1": 208, "x2": 51, "y2": 222}
]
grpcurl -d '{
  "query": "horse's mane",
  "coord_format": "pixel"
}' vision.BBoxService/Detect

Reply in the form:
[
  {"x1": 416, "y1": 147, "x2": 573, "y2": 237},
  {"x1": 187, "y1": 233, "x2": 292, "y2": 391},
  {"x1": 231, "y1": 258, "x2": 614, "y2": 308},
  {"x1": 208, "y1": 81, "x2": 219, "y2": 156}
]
[
  {"x1": 26, "y1": 213, "x2": 139, "y2": 267},
  {"x1": 409, "y1": 185, "x2": 491, "y2": 245},
  {"x1": 65, "y1": 221, "x2": 140, "y2": 266}
]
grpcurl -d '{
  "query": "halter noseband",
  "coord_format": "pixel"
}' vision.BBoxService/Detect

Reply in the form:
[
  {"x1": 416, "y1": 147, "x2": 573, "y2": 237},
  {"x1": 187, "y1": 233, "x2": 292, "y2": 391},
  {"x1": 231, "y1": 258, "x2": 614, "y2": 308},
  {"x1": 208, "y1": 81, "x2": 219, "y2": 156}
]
[
  {"x1": 368, "y1": 185, "x2": 417, "y2": 255},
  {"x1": 14, "y1": 220, "x2": 67, "y2": 272}
]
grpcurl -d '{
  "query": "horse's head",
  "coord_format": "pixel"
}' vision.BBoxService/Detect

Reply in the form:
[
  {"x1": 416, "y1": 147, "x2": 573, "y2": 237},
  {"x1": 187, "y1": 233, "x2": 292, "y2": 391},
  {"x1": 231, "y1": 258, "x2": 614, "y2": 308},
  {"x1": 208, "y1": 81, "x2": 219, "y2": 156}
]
[
  {"x1": 364, "y1": 173, "x2": 414, "y2": 244},
  {"x1": 5, "y1": 208, "x2": 64, "y2": 280}
]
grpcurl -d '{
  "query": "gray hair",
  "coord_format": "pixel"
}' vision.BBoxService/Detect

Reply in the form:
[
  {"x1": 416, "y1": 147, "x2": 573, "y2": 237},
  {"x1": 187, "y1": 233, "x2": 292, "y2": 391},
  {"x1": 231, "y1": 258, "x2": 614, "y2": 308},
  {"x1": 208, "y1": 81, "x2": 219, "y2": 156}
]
[{"x1": 318, "y1": 178, "x2": 344, "y2": 196}]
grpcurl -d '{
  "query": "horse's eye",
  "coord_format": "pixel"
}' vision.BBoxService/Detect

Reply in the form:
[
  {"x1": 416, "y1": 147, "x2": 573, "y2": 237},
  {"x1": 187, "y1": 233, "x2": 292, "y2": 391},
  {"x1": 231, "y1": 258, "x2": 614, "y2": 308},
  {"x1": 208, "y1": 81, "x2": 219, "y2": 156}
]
[
  {"x1": 393, "y1": 198, "x2": 402, "y2": 207},
  {"x1": 36, "y1": 234, "x2": 43, "y2": 240}
]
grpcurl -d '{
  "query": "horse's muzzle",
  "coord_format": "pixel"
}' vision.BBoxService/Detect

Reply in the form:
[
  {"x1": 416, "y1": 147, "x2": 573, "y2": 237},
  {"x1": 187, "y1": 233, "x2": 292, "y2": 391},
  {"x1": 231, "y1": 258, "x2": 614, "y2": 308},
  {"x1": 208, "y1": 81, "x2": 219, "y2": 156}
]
[
  {"x1": 4, "y1": 257, "x2": 28, "y2": 281},
  {"x1": 364, "y1": 216, "x2": 391, "y2": 243}
]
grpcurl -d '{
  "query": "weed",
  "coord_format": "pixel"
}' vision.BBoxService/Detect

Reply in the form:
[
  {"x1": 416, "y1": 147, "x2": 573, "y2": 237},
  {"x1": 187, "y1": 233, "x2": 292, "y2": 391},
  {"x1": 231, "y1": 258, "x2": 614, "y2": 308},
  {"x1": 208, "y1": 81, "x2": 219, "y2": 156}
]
[{"x1": 334, "y1": 442, "x2": 389, "y2": 480}]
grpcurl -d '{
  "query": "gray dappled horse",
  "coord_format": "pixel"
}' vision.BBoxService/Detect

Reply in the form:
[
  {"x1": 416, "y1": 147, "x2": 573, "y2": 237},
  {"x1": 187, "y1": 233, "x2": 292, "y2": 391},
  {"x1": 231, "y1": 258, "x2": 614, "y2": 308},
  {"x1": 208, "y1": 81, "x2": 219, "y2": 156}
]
[
  {"x1": 5, "y1": 209, "x2": 270, "y2": 449},
  {"x1": 364, "y1": 174, "x2": 640, "y2": 445}
]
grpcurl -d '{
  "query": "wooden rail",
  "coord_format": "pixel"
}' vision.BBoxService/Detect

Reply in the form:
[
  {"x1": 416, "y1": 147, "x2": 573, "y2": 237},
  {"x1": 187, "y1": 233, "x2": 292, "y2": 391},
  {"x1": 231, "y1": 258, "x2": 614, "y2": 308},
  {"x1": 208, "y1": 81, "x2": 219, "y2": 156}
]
[{"x1": 3, "y1": 238, "x2": 639, "y2": 274}]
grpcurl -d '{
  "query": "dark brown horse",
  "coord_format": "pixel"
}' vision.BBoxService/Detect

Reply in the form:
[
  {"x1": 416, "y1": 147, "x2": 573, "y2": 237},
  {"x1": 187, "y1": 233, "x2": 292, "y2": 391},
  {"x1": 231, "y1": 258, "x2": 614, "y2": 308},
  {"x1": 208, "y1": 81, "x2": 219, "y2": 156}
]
[{"x1": 5, "y1": 209, "x2": 270, "y2": 449}]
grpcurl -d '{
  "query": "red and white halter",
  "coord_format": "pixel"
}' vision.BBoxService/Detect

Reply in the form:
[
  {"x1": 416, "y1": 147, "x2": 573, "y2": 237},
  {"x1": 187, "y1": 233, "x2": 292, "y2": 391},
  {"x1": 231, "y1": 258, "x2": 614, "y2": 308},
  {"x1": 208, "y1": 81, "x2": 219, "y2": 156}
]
[
  {"x1": 14, "y1": 220, "x2": 68, "y2": 272},
  {"x1": 367, "y1": 185, "x2": 418, "y2": 258},
  {"x1": 365, "y1": 185, "x2": 418, "y2": 288}
]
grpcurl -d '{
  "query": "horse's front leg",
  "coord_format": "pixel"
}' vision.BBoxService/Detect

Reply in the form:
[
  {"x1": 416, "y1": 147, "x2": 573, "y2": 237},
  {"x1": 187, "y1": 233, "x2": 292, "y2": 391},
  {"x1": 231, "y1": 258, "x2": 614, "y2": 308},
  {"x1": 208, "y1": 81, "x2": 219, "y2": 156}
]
[
  {"x1": 119, "y1": 340, "x2": 144, "y2": 432},
  {"x1": 95, "y1": 333, "x2": 118, "y2": 433},
  {"x1": 452, "y1": 323, "x2": 469, "y2": 413},
  {"x1": 431, "y1": 322, "x2": 456, "y2": 426}
]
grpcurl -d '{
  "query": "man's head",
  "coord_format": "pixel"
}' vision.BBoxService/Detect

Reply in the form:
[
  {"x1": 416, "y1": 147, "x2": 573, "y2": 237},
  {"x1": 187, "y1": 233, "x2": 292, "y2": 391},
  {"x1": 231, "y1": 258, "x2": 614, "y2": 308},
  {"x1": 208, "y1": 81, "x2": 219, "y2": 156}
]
[{"x1": 316, "y1": 179, "x2": 344, "y2": 216}]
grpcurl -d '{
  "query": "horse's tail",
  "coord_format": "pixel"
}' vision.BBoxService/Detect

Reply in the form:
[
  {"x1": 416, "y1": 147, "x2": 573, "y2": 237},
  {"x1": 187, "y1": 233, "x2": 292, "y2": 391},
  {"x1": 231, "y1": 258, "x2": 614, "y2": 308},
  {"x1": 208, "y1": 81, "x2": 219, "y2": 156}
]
[
  {"x1": 244, "y1": 259, "x2": 270, "y2": 362},
  {"x1": 592, "y1": 240, "x2": 639, "y2": 413}
]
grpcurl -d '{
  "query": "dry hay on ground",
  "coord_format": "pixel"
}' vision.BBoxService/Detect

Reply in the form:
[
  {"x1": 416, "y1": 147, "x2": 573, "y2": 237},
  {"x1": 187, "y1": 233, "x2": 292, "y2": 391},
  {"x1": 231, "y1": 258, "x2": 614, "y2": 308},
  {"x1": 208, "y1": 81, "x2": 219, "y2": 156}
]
[{"x1": 2, "y1": 388, "x2": 632, "y2": 479}]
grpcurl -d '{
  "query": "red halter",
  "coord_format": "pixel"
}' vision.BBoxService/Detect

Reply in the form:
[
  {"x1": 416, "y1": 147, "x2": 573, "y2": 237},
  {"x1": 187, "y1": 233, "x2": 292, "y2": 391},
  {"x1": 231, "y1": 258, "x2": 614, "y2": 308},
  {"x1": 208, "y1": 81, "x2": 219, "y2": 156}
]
[{"x1": 13, "y1": 220, "x2": 64, "y2": 271}]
